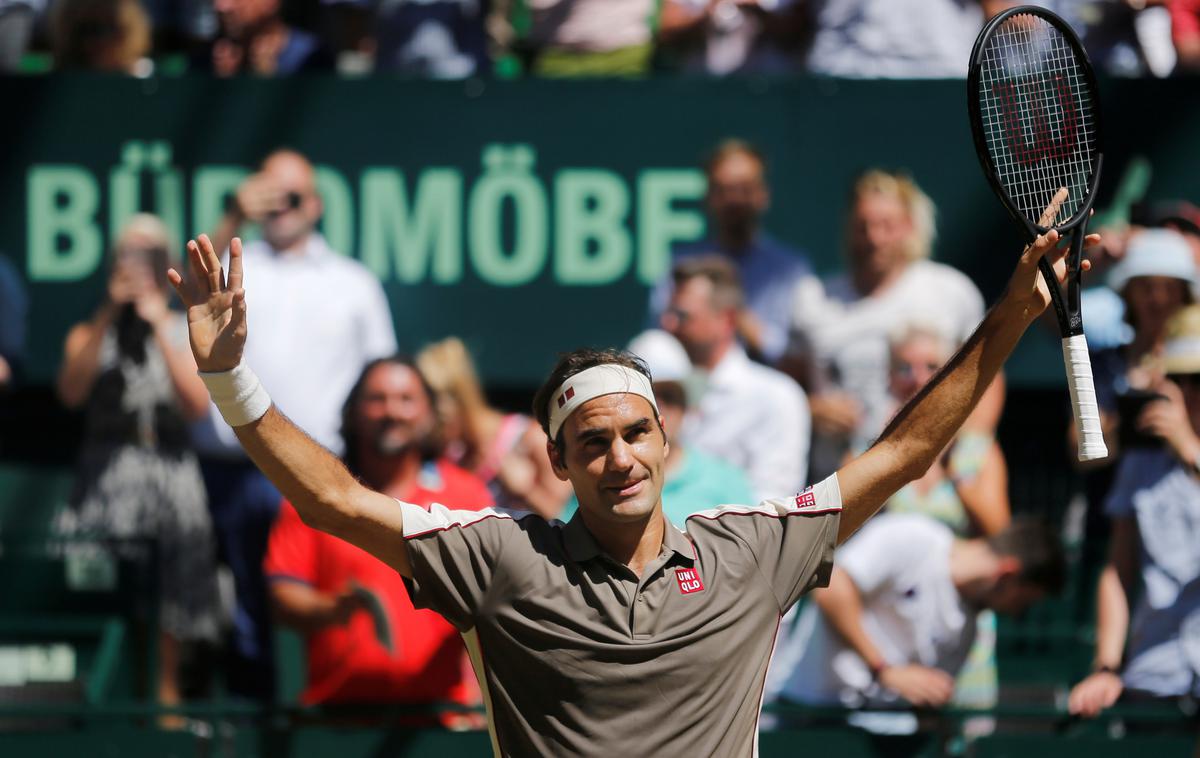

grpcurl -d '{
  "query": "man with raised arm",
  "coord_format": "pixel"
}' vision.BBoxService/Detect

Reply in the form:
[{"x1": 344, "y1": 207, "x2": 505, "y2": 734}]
[{"x1": 168, "y1": 192, "x2": 1093, "y2": 756}]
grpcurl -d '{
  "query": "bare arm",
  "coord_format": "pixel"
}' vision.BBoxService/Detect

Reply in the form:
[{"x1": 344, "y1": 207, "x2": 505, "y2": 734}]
[
  {"x1": 835, "y1": 193, "x2": 1095, "y2": 544},
  {"x1": 814, "y1": 567, "x2": 955, "y2": 706},
  {"x1": 57, "y1": 309, "x2": 116, "y2": 408},
  {"x1": 954, "y1": 439, "x2": 1011, "y2": 536},
  {"x1": 168, "y1": 234, "x2": 416, "y2": 577},
  {"x1": 1068, "y1": 517, "x2": 1137, "y2": 717},
  {"x1": 269, "y1": 580, "x2": 363, "y2": 633}
]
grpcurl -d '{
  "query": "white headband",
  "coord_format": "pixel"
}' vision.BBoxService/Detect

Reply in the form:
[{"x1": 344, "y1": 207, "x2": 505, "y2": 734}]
[{"x1": 548, "y1": 364, "x2": 659, "y2": 439}]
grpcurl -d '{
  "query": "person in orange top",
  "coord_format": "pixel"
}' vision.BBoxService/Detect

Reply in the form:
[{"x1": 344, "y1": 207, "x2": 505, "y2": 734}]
[{"x1": 264, "y1": 356, "x2": 492, "y2": 706}]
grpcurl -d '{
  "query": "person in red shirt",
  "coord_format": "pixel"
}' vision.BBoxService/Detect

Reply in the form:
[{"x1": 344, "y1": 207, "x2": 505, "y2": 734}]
[{"x1": 264, "y1": 356, "x2": 493, "y2": 706}]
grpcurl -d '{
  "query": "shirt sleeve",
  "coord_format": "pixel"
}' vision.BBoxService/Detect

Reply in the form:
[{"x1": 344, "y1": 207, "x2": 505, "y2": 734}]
[
  {"x1": 691, "y1": 473, "x2": 842, "y2": 612},
  {"x1": 263, "y1": 501, "x2": 318, "y2": 584},
  {"x1": 401, "y1": 502, "x2": 515, "y2": 631},
  {"x1": 358, "y1": 271, "x2": 398, "y2": 360}
]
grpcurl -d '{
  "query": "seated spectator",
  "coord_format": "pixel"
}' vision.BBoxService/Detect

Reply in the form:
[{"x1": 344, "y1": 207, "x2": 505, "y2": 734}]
[
  {"x1": 649, "y1": 139, "x2": 821, "y2": 365},
  {"x1": 516, "y1": 0, "x2": 657, "y2": 77},
  {"x1": 0, "y1": 0, "x2": 42, "y2": 71},
  {"x1": 560, "y1": 329, "x2": 756, "y2": 524},
  {"x1": 791, "y1": 169, "x2": 988, "y2": 483},
  {"x1": 1037, "y1": 0, "x2": 1172, "y2": 77},
  {"x1": 264, "y1": 356, "x2": 492, "y2": 707},
  {"x1": 50, "y1": 0, "x2": 153, "y2": 74},
  {"x1": 1068, "y1": 304, "x2": 1200, "y2": 717},
  {"x1": 657, "y1": 0, "x2": 804, "y2": 75},
  {"x1": 55, "y1": 214, "x2": 219, "y2": 725},
  {"x1": 803, "y1": 0, "x2": 1019, "y2": 78},
  {"x1": 198, "y1": 0, "x2": 334, "y2": 75},
  {"x1": 317, "y1": 0, "x2": 490, "y2": 76},
  {"x1": 1090, "y1": 228, "x2": 1196, "y2": 457},
  {"x1": 768, "y1": 515, "x2": 1065, "y2": 713},
  {"x1": 663, "y1": 255, "x2": 810, "y2": 500},
  {"x1": 415, "y1": 337, "x2": 571, "y2": 518},
  {"x1": 877, "y1": 319, "x2": 1012, "y2": 709}
]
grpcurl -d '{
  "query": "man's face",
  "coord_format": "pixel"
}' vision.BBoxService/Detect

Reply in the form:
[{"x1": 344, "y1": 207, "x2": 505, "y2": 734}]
[
  {"x1": 848, "y1": 193, "x2": 913, "y2": 282},
  {"x1": 353, "y1": 363, "x2": 436, "y2": 459},
  {"x1": 663, "y1": 277, "x2": 731, "y2": 367},
  {"x1": 888, "y1": 334, "x2": 948, "y2": 404},
  {"x1": 259, "y1": 153, "x2": 321, "y2": 250},
  {"x1": 706, "y1": 152, "x2": 768, "y2": 239},
  {"x1": 214, "y1": 0, "x2": 280, "y2": 38},
  {"x1": 1123, "y1": 276, "x2": 1189, "y2": 336},
  {"x1": 551, "y1": 394, "x2": 668, "y2": 525}
]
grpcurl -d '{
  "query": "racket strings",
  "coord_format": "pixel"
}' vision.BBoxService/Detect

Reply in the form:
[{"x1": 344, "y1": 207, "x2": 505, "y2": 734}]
[{"x1": 977, "y1": 14, "x2": 1097, "y2": 227}]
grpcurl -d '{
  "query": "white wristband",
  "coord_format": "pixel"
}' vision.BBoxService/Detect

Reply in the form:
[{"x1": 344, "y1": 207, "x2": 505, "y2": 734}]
[{"x1": 199, "y1": 363, "x2": 272, "y2": 427}]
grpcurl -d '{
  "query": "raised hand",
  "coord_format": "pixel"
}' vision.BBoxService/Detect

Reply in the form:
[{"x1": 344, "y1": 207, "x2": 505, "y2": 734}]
[
  {"x1": 166, "y1": 234, "x2": 247, "y2": 372},
  {"x1": 1005, "y1": 188, "x2": 1100, "y2": 319}
]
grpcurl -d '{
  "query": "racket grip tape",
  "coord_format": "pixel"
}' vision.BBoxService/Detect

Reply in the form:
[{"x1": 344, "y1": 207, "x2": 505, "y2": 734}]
[{"x1": 1062, "y1": 334, "x2": 1108, "y2": 462}]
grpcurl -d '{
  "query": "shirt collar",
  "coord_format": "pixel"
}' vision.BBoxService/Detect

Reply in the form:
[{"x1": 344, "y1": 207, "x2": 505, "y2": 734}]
[
  {"x1": 562, "y1": 510, "x2": 695, "y2": 564},
  {"x1": 268, "y1": 232, "x2": 332, "y2": 261},
  {"x1": 709, "y1": 342, "x2": 751, "y2": 385}
]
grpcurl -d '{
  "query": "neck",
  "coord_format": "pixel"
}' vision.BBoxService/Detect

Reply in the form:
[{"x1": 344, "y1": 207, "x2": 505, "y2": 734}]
[
  {"x1": 852, "y1": 262, "x2": 906, "y2": 297},
  {"x1": 949, "y1": 539, "x2": 997, "y2": 603},
  {"x1": 580, "y1": 509, "x2": 666, "y2": 579},
  {"x1": 273, "y1": 232, "x2": 311, "y2": 257},
  {"x1": 700, "y1": 339, "x2": 735, "y2": 372},
  {"x1": 358, "y1": 448, "x2": 425, "y2": 496},
  {"x1": 716, "y1": 225, "x2": 756, "y2": 253}
]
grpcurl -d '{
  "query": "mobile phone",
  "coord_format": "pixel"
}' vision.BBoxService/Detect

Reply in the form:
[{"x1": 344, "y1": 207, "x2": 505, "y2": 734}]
[{"x1": 1117, "y1": 389, "x2": 1166, "y2": 450}]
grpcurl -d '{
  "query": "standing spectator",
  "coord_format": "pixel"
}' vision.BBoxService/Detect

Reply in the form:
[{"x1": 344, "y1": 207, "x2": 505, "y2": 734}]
[
  {"x1": 1173, "y1": 0, "x2": 1200, "y2": 71},
  {"x1": 803, "y1": 0, "x2": 1019, "y2": 78},
  {"x1": 415, "y1": 337, "x2": 571, "y2": 518},
  {"x1": 50, "y1": 0, "x2": 153, "y2": 74},
  {"x1": 516, "y1": 0, "x2": 657, "y2": 76},
  {"x1": 195, "y1": 149, "x2": 397, "y2": 700},
  {"x1": 1069, "y1": 304, "x2": 1200, "y2": 716},
  {"x1": 657, "y1": 0, "x2": 805, "y2": 75},
  {"x1": 55, "y1": 215, "x2": 220, "y2": 724},
  {"x1": 792, "y1": 169, "x2": 987, "y2": 483},
  {"x1": 0, "y1": 0, "x2": 42, "y2": 71},
  {"x1": 877, "y1": 319, "x2": 1012, "y2": 709},
  {"x1": 197, "y1": 0, "x2": 334, "y2": 75},
  {"x1": 560, "y1": 329, "x2": 756, "y2": 524},
  {"x1": 663, "y1": 256, "x2": 810, "y2": 500},
  {"x1": 650, "y1": 140, "x2": 821, "y2": 365},
  {"x1": 769, "y1": 515, "x2": 1064, "y2": 714},
  {"x1": 265, "y1": 357, "x2": 491, "y2": 707},
  {"x1": 0, "y1": 252, "x2": 27, "y2": 389}
]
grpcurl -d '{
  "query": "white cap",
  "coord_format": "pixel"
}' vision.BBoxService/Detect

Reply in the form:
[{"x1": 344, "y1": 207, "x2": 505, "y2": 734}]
[
  {"x1": 1108, "y1": 228, "x2": 1197, "y2": 294},
  {"x1": 627, "y1": 329, "x2": 691, "y2": 383}
]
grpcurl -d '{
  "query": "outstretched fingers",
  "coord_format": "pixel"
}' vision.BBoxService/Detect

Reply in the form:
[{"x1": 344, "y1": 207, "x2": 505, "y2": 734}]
[
  {"x1": 227, "y1": 237, "x2": 244, "y2": 293},
  {"x1": 1037, "y1": 187, "x2": 1069, "y2": 229},
  {"x1": 197, "y1": 234, "x2": 224, "y2": 293}
]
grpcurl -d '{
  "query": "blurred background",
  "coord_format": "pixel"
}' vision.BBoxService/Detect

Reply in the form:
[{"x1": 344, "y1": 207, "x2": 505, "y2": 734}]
[{"x1": 0, "y1": 0, "x2": 1198, "y2": 756}]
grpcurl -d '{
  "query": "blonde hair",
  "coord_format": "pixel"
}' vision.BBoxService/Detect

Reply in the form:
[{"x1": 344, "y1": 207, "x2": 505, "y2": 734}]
[
  {"x1": 416, "y1": 337, "x2": 493, "y2": 467},
  {"x1": 51, "y1": 0, "x2": 151, "y2": 73},
  {"x1": 851, "y1": 170, "x2": 937, "y2": 263},
  {"x1": 112, "y1": 213, "x2": 171, "y2": 290}
]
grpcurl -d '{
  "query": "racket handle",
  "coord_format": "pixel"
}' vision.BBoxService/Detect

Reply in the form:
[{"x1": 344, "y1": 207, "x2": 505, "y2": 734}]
[{"x1": 1062, "y1": 334, "x2": 1108, "y2": 462}]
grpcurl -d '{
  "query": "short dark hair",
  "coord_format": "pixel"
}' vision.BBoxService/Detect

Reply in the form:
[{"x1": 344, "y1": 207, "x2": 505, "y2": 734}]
[
  {"x1": 672, "y1": 255, "x2": 745, "y2": 311},
  {"x1": 703, "y1": 138, "x2": 767, "y2": 179},
  {"x1": 340, "y1": 355, "x2": 441, "y2": 476},
  {"x1": 532, "y1": 348, "x2": 658, "y2": 454},
  {"x1": 987, "y1": 518, "x2": 1067, "y2": 594}
]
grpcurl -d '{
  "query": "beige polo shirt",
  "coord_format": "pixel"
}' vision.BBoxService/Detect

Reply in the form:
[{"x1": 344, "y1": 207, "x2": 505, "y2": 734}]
[{"x1": 401, "y1": 473, "x2": 843, "y2": 757}]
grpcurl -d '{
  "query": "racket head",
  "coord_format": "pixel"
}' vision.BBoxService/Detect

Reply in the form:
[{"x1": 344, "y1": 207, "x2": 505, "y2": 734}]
[{"x1": 968, "y1": 6, "x2": 1103, "y2": 237}]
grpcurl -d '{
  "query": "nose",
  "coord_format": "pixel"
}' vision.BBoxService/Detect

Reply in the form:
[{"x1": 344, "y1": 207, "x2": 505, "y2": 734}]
[{"x1": 606, "y1": 437, "x2": 635, "y2": 473}]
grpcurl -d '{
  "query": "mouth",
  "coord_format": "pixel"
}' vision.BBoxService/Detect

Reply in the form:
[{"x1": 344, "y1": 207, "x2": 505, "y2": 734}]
[{"x1": 605, "y1": 480, "x2": 646, "y2": 499}]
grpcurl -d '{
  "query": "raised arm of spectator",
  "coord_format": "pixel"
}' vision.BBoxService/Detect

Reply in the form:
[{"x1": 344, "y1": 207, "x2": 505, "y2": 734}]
[
  {"x1": 1067, "y1": 516, "x2": 1137, "y2": 717},
  {"x1": 168, "y1": 234, "x2": 416, "y2": 577},
  {"x1": 835, "y1": 192, "x2": 1097, "y2": 544},
  {"x1": 658, "y1": 0, "x2": 714, "y2": 47},
  {"x1": 270, "y1": 581, "x2": 365, "y2": 633},
  {"x1": 952, "y1": 437, "x2": 1011, "y2": 536},
  {"x1": 813, "y1": 567, "x2": 954, "y2": 707}
]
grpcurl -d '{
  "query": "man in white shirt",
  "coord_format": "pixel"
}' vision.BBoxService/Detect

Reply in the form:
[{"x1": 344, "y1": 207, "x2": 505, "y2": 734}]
[
  {"x1": 769, "y1": 513, "x2": 1065, "y2": 711},
  {"x1": 195, "y1": 149, "x2": 397, "y2": 699},
  {"x1": 663, "y1": 255, "x2": 810, "y2": 501}
]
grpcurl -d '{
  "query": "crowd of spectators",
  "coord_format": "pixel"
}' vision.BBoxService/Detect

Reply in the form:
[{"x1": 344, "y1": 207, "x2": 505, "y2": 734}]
[
  {"x1": 2, "y1": 0, "x2": 1200, "y2": 76},
  {"x1": 15, "y1": 137, "x2": 1193, "y2": 734}
]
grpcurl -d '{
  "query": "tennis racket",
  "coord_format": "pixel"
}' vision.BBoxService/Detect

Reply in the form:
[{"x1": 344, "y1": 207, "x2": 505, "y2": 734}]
[{"x1": 967, "y1": 6, "x2": 1107, "y2": 462}]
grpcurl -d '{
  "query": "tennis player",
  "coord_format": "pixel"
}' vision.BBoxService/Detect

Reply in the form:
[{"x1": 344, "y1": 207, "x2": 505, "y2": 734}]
[{"x1": 169, "y1": 198, "x2": 1094, "y2": 756}]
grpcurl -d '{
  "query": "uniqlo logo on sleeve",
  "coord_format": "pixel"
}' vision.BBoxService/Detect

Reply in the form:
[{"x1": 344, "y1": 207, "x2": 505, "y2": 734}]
[
  {"x1": 675, "y1": 567, "x2": 705, "y2": 595},
  {"x1": 795, "y1": 488, "x2": 817, "y2": 508}
]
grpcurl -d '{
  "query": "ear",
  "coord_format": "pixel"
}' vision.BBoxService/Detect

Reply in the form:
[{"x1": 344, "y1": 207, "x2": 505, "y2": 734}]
[{"x1": 547, "y1": 438, "x2": 569, "y2": 482}]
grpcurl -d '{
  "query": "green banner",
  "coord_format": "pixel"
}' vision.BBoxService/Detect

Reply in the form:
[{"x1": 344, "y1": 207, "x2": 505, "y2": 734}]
[{"x1": 3, "y1": 75, "x2": 1197, "y2": 386}]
